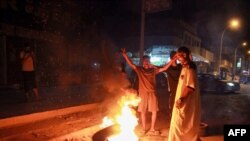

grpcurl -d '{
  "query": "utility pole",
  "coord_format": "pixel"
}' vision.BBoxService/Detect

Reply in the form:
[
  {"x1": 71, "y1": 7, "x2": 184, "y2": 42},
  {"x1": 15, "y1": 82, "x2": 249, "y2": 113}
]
[
  {"x1": 139, "y1": 0, "x2": 145, "y2": 65},
  {"x1": 139, "y1": 0, "x2": 172, "y2": 65}
]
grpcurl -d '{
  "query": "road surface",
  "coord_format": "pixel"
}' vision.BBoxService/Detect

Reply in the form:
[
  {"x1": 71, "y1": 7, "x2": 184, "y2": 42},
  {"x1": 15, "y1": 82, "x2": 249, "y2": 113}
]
[{"x1": 0, "y1": 84, "x2": 249, "y2": 140}]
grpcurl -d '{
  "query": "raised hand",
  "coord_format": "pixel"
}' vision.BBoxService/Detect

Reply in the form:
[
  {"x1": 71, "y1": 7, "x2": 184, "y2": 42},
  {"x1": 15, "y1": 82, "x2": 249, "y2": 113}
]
[
  {"x1": 121, "y1": 48, "x2": 126, "y2": 55},
  {"x1": 172, "y1": 54, "x2": 178, "y2": 61},
  {"x1": 120, "y1": 48, "x2": 136, "y2": 69}
]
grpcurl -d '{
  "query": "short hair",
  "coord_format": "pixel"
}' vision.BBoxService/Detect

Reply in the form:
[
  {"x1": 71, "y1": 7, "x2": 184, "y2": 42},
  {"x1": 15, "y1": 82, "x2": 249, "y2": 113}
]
[
  {"x1": 177, "y1": 46, "x2": 191, "y2": 56},
  {"x1": 178, "y1": 46, "x2": 196, "y2": 70},
  {"x1": 170, "y1": 51, "x2": 176, "y2": 59},
  {"x1": 142, "y1": 55, "x2": 150, "y2": 60}
]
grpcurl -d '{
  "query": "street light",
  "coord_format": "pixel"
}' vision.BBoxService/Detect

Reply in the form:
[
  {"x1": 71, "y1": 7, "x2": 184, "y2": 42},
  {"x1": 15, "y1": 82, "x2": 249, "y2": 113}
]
[
  {"x1": 218, "y1": 18, "x2": 240, "y2": 76},
  {"x1": 233, "y1": 42, "x2": 247, "y2": 80}
]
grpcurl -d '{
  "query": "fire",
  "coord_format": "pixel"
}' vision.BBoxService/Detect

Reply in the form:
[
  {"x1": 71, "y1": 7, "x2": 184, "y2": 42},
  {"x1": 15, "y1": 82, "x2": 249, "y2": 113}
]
[
  {"x1": 100, "y1": 116, "x2": 114, "y2": 128},
  {"x1": 101, "y1": 90, "x2": 141, "y2": 141}
]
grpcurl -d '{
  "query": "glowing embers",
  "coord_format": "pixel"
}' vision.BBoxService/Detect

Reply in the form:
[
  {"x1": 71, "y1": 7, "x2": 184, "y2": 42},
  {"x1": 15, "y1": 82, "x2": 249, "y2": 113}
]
[{"x1": 101, "y1": 91, "x2": 141, "y2": 141}]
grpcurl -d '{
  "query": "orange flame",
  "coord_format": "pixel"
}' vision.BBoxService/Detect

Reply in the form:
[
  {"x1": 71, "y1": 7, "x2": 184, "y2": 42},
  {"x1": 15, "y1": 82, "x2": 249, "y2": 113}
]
[
  {"x1": 100, "y1": 116, "x2": 114, "y2": 128},
  {"x1": 101, "y1": 90, "x2": 141, "y2": 141}
]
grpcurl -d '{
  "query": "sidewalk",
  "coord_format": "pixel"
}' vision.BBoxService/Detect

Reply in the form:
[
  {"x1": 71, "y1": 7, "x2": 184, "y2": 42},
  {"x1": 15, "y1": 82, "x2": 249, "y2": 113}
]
[
  {"x1": 0, "y1": 84, "x2": 103, "y2": 119},
  {"x1": 0, "y1": 103, "x2": 99, "y2": 129},
  {"x1": 0, "y1": 102, "x2": 224, "y2": 141},
  {"x1": 0, "y1": 85, "x2": 226, "y2": 141}
]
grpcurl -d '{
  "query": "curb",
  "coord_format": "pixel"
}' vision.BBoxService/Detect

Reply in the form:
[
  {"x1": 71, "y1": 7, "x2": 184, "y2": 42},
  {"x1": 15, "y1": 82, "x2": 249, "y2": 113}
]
[
  {"x1": 0, "y1": 103, "x2": 99, "y2": 128},
  {"x1": 49, "y1": 124, "x2": 101, "y2": 141}
]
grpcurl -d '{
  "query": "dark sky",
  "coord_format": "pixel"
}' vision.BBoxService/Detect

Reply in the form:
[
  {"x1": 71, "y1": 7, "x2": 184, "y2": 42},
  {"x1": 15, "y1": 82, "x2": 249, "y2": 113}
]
[
  {"x1": 1, "y1": 0, "x2": 250, "y2": 47},
  {"x1": 193, "y1": 0, "x2": 250, "y2": 39},
  {"x1": 102, "y1": 0, "x2": 250, "y2": 45}
]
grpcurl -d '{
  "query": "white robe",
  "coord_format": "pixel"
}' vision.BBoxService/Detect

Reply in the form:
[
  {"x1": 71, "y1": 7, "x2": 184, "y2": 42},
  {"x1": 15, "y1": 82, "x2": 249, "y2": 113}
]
[{"x1": 168, "y1": 66, "x2": 201, "y2": 141}]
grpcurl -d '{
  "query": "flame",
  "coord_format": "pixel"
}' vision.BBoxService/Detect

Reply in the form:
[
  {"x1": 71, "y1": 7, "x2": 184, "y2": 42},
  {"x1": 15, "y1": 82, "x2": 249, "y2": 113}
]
[
  {"x1": 100, "y1": 116, "x2": 114, "y2": 128},
  {"x1": 101, "y1": 90, "x2": 141, "y2": 141}
]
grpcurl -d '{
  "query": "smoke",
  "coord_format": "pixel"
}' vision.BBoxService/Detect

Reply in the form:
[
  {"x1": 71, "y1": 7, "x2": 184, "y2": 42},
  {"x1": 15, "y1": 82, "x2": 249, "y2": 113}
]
[
  {"x1": 36, "y1": 30, "x2": 132, "y2": 107},
  {"x1": 89, "y1": 37, "x2": 133, "y2": 112}
]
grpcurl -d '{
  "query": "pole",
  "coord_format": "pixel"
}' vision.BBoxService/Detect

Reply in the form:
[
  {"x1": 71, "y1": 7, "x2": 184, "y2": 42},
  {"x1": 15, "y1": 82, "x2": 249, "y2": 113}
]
[
  {"x1": 218, "y1": 27, "x2": 227, "y2": 76},
  {"x1": 139, "y1": 0, "x2": 145, "y2": 65},
  {"x1": 233, "y1": 46, "x2": 238, "y2": 80}
]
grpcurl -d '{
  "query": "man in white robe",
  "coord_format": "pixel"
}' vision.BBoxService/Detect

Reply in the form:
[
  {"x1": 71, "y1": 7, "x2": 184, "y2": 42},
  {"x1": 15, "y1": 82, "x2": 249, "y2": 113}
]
[{"x1": 168, "y1": 46, "x2": 201, "y2": 141}]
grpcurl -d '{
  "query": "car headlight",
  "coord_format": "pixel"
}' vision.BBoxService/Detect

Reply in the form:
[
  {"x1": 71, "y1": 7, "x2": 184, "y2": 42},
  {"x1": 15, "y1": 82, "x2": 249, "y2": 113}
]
[{"x1": 227, "y1": 82, "x2": 234, "y2": 86}]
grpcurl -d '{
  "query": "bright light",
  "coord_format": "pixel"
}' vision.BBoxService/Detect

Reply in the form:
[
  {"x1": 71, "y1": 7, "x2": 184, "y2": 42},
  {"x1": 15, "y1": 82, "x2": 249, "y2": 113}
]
[
  {"x1": 150, "y1": 56, "x2": 161, "y2": 62},
  {"x1": 242, "y1": 42, "x2": 247, "y2": 46},
  {"x1": 229, "y1": 19, "x2": 240, "y2": 29},
  {"x1": 227, "y1": 82, "x2": 234, "y2": 86},
  {"x1": 101, "y1": 91, "x2": 141, "y2": 141},
  {"x1": 100, "y1": 116, "x2": 114, "y2": 128},
  {"x1": 109, "y1": 104, "x2": 138, "y2": 141},
  {"x1": 248, "y1": 50, "x2": 250, "y2": 54}
]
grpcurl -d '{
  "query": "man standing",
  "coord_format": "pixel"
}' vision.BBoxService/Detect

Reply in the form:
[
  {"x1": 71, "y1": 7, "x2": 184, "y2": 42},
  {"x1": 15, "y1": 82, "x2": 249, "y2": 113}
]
[
  {"x1": 165, "y1": 51, "x2": 182, "y2": 117},
  {"x1": 20, "y1": 44, "x2": 40, "y2": 101},
  {"x1": 121, "y1": 48, "x2": 175, "y2": 135},
  {"x1": 168, "y1": 46, "x2": 201, "y2": 141}
]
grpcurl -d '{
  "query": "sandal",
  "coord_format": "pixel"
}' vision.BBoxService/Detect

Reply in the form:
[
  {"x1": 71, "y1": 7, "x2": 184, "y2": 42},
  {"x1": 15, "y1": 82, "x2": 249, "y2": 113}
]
[{"x1": 146, "y1": 130, "x2": 160, "y2": 136}]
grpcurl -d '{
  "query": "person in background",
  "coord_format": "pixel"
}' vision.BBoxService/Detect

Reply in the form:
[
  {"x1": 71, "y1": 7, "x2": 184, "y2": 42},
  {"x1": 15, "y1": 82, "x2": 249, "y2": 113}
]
[
  {"x1": 20, "y1": 44, "x2": 40, "y2": 101},
  {"x1": 164, "y1": 51, "x2": 182, "y2": 118},
  {"x1": 121, "y1": 48, "x2": 176, "y2": 135},
  {"x1": 168, "y1": 46, "x2": 201, "y2": 141}
]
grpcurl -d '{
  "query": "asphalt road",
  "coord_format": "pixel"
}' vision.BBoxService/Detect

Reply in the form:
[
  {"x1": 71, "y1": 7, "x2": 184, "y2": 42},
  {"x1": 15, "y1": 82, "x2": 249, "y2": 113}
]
[
  {"x1": 239, "y1": 83, "x2": 250, "y2": 94},
  {"x1": 200, "y1": 83, "x2": 250, "y2": 135},
  {"x1": 0, "y1": 84, "x2": 249, "y2": 141}
]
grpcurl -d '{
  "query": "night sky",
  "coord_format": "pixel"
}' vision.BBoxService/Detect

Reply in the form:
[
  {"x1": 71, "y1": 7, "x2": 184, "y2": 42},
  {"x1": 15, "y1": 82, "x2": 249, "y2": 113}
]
[
  {"x1": 2, "y1": 0, "x2": 250, "y2": 45},
  {"x1": 86, "y1": 0, "x2": 250, "y2": 50}
]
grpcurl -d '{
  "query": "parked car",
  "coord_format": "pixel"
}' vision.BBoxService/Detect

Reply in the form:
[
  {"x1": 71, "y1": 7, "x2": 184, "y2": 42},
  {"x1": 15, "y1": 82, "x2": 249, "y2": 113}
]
[
  {"x1": 198, "y1": 73, "x2": 240, "y2": 93},
  {"x1": 239, "y1": 75, "x2": 250, "y2": 84}
]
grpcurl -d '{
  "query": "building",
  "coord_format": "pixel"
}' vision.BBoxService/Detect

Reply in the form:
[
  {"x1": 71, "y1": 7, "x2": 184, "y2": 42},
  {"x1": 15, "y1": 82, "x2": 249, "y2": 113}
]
[{"x1": 110, "y1": 17, "x2": 214, "y2": 73}]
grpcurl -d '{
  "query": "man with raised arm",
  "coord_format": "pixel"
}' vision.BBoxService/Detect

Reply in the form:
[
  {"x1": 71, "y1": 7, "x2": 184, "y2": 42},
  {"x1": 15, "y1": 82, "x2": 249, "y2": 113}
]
[{"x1": 121, "y1": 48, "x2": 176, "y2": 135}]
